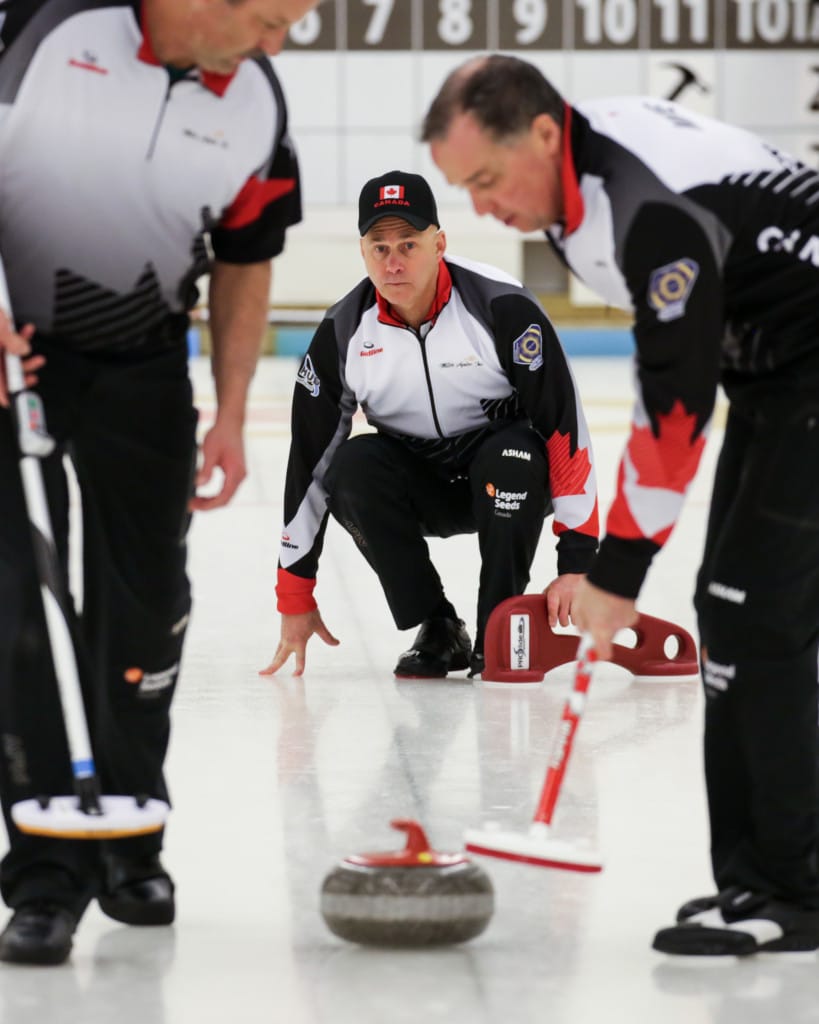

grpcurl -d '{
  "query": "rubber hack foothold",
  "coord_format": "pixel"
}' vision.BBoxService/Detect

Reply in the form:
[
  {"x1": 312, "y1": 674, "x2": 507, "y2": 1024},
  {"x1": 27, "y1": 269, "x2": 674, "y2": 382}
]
[{"x1": 482, "y1": 595, "x2": 699, "y2": 683}]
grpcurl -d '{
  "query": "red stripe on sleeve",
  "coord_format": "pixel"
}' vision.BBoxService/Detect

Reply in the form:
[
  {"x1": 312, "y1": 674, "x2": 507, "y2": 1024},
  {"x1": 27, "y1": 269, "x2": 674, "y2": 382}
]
[{"x1": 221, "y1": 175, "x2": 297, "y2": 230}]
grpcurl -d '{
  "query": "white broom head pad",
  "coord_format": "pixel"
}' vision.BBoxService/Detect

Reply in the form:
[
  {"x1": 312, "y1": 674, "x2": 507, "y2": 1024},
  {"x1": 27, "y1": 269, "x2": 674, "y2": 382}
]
[
  {"x1": 11, "y1": 795, "x2": 169, "y2": 839},
  {"x1": 464, "y1": 824, "x2": 603, "y2": 873}
]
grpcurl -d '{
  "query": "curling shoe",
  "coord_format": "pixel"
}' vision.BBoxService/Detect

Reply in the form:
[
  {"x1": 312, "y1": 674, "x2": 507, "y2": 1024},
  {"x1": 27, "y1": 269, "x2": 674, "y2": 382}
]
[
  {"x1": 394, "y1": 617, "x2": 472, "y2": 678},
  {"x1": 98, "y1": 854, "x2": 175, "y2": 926},
  {"x1": 467, "y1": 652, "x2": 485, "y2": 679},
  {"x1": 676, "y1": 893, "x2": 719, "y2": 921},
  {"x1": 653, "y1": 887, "x2": 819, "y2": 956},
  {"x1": 0, "y1": 903, "x2": 77, "y2": 965}
]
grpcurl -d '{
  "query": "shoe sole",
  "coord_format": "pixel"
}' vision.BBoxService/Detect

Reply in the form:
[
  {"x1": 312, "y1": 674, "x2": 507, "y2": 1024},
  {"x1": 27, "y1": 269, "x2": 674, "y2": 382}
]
[
  {"x1": 652, "y1": 925, "x2": 756, "y2": 956},
  {"x1": 758, "y1": 934, "x2": 819, "y2": 953},
  {"x1": 393, "y1": 654, "x2": 471, "y2": 679},
  {"x1": 98, "y1": 896, "x2": 175, "y2": 926},
  {"x1": 653, "y1": 924, "x2": 819, "y2": 956},
  {"x1": 0, "y1": 942, "x2": 72, "y2": 965}
]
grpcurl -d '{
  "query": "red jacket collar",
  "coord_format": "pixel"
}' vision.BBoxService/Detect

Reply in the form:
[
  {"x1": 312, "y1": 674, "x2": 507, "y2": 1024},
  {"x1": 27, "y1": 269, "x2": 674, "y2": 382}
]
[
  {"x1": 137, "y1": 4, "x2": 236, "y2": 97},
  {"x1": 375, "y1": 260, "x2": 453, "y2": 329},
  {"x1": 560, "y1": 104, "x2": 584, "y2": 236}
]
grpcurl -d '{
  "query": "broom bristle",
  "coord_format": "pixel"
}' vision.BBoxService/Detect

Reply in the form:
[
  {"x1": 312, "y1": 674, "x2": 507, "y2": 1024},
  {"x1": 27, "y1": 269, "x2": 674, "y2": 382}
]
[{"x1": 464, "y1": 828, "x2": 603, "y2": 873}]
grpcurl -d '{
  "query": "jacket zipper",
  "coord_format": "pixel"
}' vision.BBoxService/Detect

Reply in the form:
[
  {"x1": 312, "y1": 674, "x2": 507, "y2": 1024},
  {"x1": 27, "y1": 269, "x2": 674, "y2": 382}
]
[
  {"x1": 414, "y1": 323, "x2": 444, "y2": 437},
  {"x1": 146, "y1": 79, "x2": 172, "y2": 160},
  {"x1": 147, "y1": 69, "x2": 191, "y2": 160}
]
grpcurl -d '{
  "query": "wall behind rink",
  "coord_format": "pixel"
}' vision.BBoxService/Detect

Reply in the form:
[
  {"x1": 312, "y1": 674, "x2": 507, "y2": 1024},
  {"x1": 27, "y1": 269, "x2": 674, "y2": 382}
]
[{"x1": 269, "y1": 0, "x2": 818, "y2": 309}]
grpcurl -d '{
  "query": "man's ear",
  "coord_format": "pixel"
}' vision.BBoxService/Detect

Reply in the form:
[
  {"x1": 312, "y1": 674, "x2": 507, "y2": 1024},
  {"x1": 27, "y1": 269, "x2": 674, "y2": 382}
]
[
  {"x1": 532, "y1": 112, "x2": 562, "y2": 156},
  {"x1": 435, "y1": 228, "x2": 447, "y2": 258}
]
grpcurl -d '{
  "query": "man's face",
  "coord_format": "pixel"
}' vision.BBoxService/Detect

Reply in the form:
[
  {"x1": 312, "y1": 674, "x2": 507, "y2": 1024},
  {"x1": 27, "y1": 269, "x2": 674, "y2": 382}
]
[
  {"x1": 360, "y1": 219, "x2": 444, "y2": 319},
  {"x1": 186, "y1": 0, "x2": 318, "y2": 73},
  {"x1": 429, "y1": 111, "x2": 564, "y2": 234}
]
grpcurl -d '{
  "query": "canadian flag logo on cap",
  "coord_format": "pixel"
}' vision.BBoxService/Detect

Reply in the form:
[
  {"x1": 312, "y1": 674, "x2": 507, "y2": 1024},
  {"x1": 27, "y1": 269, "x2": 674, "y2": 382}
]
[{"x1": 379, "y1": 185, "x2": 405, "y2": 200}]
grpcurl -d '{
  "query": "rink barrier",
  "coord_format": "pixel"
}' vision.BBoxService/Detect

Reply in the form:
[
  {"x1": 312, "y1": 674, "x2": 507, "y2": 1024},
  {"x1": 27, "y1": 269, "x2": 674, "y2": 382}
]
[{"x1": 185, "y1": 322, "x2": 634, "y2": 359}]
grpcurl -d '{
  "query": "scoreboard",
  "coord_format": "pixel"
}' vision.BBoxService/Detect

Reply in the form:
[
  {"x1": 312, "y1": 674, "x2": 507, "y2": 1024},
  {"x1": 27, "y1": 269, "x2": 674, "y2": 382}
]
[
  {"x1": 287, "y1": 0, "x2": 817, "y2": 51},
  {"x1": 274, "y1": 1, "x2": 817, "y2": 219}
]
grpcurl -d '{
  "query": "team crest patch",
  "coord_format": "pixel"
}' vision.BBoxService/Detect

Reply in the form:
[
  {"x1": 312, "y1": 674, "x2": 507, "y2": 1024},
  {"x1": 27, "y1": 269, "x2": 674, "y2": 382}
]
[
  {"x1": 512, "y1": 324, "x2": 543, "y2": 371},
  {"x1": 648, "y1": 258, "x2": 699, "y2": 322}
]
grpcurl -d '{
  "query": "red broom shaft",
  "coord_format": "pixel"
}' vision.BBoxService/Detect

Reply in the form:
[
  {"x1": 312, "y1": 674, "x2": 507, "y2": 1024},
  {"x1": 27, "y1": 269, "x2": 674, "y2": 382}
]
[{"x1": 533, "y1": 641, "x2": 597, "y2": 826}]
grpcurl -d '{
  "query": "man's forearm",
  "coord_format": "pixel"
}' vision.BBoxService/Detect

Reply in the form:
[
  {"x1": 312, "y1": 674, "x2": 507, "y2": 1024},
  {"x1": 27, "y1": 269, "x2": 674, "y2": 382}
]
[{"x1": 208, "y1": 259, "x2": 272, "y2": 425}]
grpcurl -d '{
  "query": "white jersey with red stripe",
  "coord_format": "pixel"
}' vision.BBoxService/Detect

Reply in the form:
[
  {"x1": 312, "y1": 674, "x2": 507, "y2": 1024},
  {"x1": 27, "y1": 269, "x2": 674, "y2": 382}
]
[
  {"x1": 0, "y1": 0, "x2": 301, "y2": 350},
  {"x1": 547, "y1": 97, "x2": 819, "y2": 597}
]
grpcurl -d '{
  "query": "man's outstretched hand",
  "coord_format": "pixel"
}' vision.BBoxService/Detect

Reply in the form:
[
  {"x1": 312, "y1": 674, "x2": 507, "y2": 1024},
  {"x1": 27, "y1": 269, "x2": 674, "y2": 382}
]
[{"x1": 260, "y1": 609, "x2": 340, "y2": 678}]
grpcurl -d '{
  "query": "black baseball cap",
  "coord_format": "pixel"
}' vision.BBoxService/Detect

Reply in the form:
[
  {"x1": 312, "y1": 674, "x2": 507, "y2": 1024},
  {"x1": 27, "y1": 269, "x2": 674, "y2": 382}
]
[{"x1": 358, "y1": 170, "x2": 440, "y2": 236}]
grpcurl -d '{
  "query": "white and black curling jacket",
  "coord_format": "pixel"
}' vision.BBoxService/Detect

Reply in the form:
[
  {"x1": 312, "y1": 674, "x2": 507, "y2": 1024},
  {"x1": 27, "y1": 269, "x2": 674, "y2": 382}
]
[
  {"x1": 277, "y1": 256, "x2": 599, "y2": 613},
  {"x1": 549, "y1": 98, "x2": 819, "y2": 598},
  {"x1": 0, "y1": 0, "x2": 301, "y2": 350}
]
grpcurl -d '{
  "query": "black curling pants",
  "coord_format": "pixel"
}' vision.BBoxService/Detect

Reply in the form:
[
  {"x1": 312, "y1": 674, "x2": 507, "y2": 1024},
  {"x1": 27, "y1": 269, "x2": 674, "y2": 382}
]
[
  {"x1": 0, "y1": 340, "x2": 197, "y2": 917},
  {"x1": 694, "y1": 380, "x2": 819, "y2": 907},
  {"x1": 323, "y1": 423, "x2": 552, "y2": 651}
]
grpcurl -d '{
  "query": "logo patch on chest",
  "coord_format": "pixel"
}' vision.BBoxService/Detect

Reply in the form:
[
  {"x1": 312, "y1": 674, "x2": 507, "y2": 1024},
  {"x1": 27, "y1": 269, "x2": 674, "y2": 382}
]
[
  {"x1": 359, "y1": 341, "x2": 384, "y2": 357},
  {"x1": 68, "y1": 51, "x2": 108, "y2": 75}
]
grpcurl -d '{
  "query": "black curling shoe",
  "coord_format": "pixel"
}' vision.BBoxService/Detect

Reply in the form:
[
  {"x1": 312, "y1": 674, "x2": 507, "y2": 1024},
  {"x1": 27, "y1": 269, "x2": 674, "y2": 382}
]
[
  {"x1": 653, "y1": 887, "x2": 819, "y2": 956},
  {"x1": 98, "y1": 854, "x2": 175, "y2": 926},
  {"x1": 0, "y1": 903, "x2": 77, "y2": 965},
  {"x1": 394, "y1": 617, "x2": 472, "y2": 678}
]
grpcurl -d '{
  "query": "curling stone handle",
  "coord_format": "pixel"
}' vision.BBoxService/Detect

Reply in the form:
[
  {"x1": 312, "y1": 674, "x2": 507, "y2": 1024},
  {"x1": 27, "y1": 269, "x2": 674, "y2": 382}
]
[{"x1": 390, "y1": 818, "x2": 432, "y2": 855}]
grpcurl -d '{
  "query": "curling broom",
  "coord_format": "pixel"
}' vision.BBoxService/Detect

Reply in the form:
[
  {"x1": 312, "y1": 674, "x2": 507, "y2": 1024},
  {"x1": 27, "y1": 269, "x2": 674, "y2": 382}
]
[
  {"x1": 0, "y1": 261, "x2": 169, "y2": 839},
  {"x1": 465, "y1": 635, "x2": 602, "y2": 871}
]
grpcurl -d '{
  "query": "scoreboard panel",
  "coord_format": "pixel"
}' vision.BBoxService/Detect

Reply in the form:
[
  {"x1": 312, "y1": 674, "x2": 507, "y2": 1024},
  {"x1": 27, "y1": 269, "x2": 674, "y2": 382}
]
[
  {"x1": 290, "y1": 0, "x2": 817, "y2": 50},
  {"x1": 276, "y1": 1, "x2": 818, "y2": 208}
]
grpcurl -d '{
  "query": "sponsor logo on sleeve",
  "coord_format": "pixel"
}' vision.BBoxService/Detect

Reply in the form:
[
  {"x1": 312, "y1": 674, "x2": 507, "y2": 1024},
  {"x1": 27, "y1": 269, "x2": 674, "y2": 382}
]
[
  {"x1": 296, "y1": 354, "x2": 320, "y2": 397},
  {"x1": 512, "y1": 324, "x2": 543, "y2": 371},
  {"x1": 648, "y1": 258, "x2": 699, "y2": 322}
]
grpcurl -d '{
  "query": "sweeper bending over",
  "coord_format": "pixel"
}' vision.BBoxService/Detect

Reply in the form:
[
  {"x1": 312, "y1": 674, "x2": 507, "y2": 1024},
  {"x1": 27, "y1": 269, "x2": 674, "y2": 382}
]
[
  {"x1": 264, "y1": 171, "x2": 599, "y2": 681},
  {"x1": 0, "y1": 0, "x2": 314, "y2": 967},
  {"x1": 424, "y1": 53, "x2": 819, "y2": 956}
]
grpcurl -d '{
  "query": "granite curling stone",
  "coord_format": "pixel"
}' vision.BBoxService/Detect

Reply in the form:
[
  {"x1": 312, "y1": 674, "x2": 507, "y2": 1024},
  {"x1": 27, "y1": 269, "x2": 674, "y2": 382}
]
[{"x1": 320, "y1": 819, "x2": 494, "y2": 947}]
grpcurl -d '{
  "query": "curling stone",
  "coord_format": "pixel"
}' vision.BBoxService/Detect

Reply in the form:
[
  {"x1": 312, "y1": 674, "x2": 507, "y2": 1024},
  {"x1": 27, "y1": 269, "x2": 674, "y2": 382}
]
[{"x1": 320, "y1": 819, "x2": 494, "y2": 947}]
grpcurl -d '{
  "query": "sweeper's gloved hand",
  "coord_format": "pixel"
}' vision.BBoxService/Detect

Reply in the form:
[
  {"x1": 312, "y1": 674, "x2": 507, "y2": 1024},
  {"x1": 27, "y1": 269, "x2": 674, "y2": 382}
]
[{"x1": 260, "y1": 609, "x2": 340, "y2": 678}]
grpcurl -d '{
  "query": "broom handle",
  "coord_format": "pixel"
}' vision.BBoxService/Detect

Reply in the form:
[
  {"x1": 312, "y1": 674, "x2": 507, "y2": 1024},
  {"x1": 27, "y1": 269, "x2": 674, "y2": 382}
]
[
  {"x1": 0, "y1": 265, "x2": 101, "y2": 810},
  {"x1": 533, "y1": 635, "x2": 598, "y2": 826}
]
